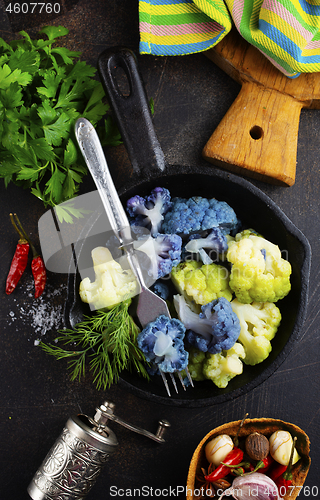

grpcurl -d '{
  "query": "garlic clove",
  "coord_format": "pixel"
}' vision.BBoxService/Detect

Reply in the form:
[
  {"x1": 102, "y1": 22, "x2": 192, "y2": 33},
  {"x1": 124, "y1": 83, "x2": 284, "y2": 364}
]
[
  {"x1": 269, "y1": 430, "x2": 300, "y2": 465},
  {"x1": 205, "y1": 434, "x2": 234, "y2": 466}
]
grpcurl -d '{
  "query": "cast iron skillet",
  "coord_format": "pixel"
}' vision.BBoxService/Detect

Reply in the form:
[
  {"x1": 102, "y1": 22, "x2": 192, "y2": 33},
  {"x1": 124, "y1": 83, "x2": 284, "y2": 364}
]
[{"x1": 65, "y1": 47, "x2": 311, "y2": 408}]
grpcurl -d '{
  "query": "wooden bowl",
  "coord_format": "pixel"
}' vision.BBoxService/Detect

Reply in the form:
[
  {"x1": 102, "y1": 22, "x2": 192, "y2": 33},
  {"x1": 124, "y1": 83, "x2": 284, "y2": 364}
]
[{"x1": 186, "y1": 418, "x2": 311, "y2": 500}]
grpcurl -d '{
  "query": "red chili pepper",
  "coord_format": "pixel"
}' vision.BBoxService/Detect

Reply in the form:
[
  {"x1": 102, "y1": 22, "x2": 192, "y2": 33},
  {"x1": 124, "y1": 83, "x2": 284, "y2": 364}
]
[
  {"x1": 259, "y1": 454, "x2": 274, "y2": 473},
  {"x1": 13, "y1": 213, "x2": 47, "y2": 298},
  {"x1": 276, "y1": 475, "x2": 292, "y2": 495},
  {"x1": 205, "y1": 447, "x2": 244, "y2": 482},
  {"x1": 31, "y1": 255, "x2": 47, "y2": 298},
  {"x1": 6, "y1": 214, "x2": 30, "y2": 295},
  {"x1": 274, "y1": 437, "x2": 297, "y2": 497},
  {"x1": 269, "y1": 464, "x2": 287, "y2": 482}
]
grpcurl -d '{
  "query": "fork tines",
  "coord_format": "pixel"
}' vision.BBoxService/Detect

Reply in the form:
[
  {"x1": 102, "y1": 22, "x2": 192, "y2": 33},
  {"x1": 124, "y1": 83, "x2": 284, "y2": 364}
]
[{"x1": 160, "y1": 367, "x2": 194, "y2": 397}]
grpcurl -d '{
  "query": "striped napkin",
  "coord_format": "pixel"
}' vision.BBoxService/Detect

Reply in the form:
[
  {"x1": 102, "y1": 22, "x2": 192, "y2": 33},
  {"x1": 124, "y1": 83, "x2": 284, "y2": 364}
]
[{"x1": 139, "y1": 0, "x2": 320, "y2": 77}]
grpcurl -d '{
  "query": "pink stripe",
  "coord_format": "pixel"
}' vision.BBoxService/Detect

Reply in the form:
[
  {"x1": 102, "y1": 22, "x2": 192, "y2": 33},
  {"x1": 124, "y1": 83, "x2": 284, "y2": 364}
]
[
  {"x1": 139, "y1": 21, "x2": 223, "y2": 36},
  {"x1": 262, "y1": 0, "x2": 313, "y2": 41},
  {"x1": 305, "y1": 39, "x2": 320, "y2": 50},
  {"x1": 232, "y1": 0, "x2": 246, "y2": 28}
]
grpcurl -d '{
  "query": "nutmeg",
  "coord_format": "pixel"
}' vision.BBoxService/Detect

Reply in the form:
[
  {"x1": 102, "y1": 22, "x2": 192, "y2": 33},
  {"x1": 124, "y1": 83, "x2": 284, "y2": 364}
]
[{"x1": 245, "y1": 432, "x2": 269, "y2": 460}]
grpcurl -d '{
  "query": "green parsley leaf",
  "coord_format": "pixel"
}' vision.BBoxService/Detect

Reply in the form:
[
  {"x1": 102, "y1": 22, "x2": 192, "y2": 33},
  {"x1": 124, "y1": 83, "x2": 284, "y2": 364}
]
[
  {"x1": 51, "y1": 47, "x2": 81, "y2": 65},
  {"x1": 28, "y1": 138, "x2": 55, "y2": 161},
  {"x1": 43, "y1": 112, "x2": 70, "y2": 146},
  {"x1": 64, "y1": 138, "x2": 78, "y2": 166},
  {"x1": 44, "y1": 166, "x2": 66, "y2": 205},
  {"x1": 7, "y1": 48, "x2": 40, "y2": 75},
  {"x1": 0, "y1": 64, "x2": 31, "y2": 89},
  {"x1": 55, "y1": 201, "x2": 92, "y2": 224},
  {"x1": 39, "y1": 25, "x2": 69, "y2": 41}
]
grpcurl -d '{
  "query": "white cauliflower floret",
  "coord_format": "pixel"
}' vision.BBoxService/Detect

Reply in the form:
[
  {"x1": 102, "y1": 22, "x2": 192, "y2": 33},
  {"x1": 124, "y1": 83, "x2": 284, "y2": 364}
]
[
  {"x1": 203, "y1": 342, "x2": 246, "y2": 388},
  {"x1": 227, "y1": 233, "x2": 291, "y2": 303},
  {"x1": 230, "y1": 299, "x2": 281, "y2": 365},
  {"x1": 79, "y1": 247, "x2": 138, "y2": 309}
]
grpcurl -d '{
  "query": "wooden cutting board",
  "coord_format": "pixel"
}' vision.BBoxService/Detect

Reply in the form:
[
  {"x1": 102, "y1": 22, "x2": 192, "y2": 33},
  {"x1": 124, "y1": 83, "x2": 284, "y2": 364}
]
[{"x1": 203, "y1": 29, "x2": 320, "y2": 186}]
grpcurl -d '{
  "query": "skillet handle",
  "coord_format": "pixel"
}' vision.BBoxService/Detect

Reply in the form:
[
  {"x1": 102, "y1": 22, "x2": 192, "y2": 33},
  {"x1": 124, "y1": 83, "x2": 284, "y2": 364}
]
[{"x1": 98, "y1": 47, "x2": 167, "y2": 177}]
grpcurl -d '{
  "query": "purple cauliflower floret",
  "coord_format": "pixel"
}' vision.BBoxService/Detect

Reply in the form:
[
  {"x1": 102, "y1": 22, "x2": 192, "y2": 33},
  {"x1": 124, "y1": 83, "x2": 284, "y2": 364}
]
[
  {"x1": 134, "y1": 233, "x2": 182, "y2": 279},
  {"x1": 137, "y1": 315, "x2": 188, "y2": 373},
  {"x1": 174, "y1": 295, "x2": 240, "y2": 354},
  {"x1": 126, "y1": 187, "x2": 171, "y2": 236},
  {"x1": 185, "y1": 227, "x2": 228, "y2": 264},
  {"x1": 161, "y1": 196, "x2": 239, "y2": 236}
]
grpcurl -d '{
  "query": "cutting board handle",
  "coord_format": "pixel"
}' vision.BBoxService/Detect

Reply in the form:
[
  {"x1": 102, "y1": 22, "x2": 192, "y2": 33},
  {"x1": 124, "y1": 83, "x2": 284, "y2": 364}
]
[{"x1": 202, "y1": 81, "x2": 303, "y2": 186}]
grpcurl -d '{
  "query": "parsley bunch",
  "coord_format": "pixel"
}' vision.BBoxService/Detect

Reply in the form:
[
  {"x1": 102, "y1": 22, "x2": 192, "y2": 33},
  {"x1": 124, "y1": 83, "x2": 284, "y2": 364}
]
[{"x1": 0, "y1": 26, "x2": 119, "y2": 207}]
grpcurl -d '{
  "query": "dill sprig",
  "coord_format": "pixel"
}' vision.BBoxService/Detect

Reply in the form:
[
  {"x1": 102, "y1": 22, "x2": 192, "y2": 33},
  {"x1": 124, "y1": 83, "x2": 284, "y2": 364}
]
[{"x1": 40, "y1": 299, "x2": 149, "y2": 389}]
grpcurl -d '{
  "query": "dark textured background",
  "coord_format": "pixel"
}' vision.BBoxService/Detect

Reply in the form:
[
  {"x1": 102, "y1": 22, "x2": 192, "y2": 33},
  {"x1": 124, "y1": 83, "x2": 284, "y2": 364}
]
[{"x1": 0, "y1": 1, "x2": 319, "y2": 499}]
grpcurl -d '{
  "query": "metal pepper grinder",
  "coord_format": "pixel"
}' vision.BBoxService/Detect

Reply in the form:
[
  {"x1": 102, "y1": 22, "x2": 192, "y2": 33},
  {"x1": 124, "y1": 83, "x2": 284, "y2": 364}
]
[{"x1": 27, "y1": 401, "x2": 170, "y2": 500}]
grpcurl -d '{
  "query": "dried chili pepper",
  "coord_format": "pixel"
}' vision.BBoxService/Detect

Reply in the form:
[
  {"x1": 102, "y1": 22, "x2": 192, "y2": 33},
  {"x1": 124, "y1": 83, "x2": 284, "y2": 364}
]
[
  {"x1": 14, "y1": 213, "x2": 47, "y2": 298},
  {"x1": 6, "y1": 214, "x2": 30, "y2": 295},
  {"x1": 275, "y1": 437, "x2": 297, "y2": 496},
  {"x1": 31, "y1": 254, "x2": 47, "y2": 298},
  {"x1": 205, "y1": 447, "x2": 244, "y2": 482}
]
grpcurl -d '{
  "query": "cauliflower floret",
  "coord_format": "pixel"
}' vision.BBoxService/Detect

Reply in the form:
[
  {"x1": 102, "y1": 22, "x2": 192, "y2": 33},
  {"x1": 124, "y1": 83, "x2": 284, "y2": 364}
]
[
  {"x1": 134, "y1": 233, "x2": 182, "y2": 279},
  {"x1": 79, "y1": 247, "x2": 138, "y2": 310},
  {"x1": 230, "y1": 299, "x2": 282, "y2": 365},
  {"x1": 185, "y1": 227, "x2": 228, "y2": 265},
  {"x1": 183, "y1": 347, "x2": 206, "y2": 382},
  {"x1": 227, "y1": 232, "x2": 291, "y2": 303},
  {"x1": 171, "y1": 260, "x2": 232, "y2": 308},
  {"x1": 203, "y1": 343, "x2": 246, "y2": 388},
  {"x1": 137, "y1": 315, "x2": 188, "y2": 373},
  {"x1": 174, "y1": 294, "x2": 240, "y2": 354},
  {"x1": 126, "y1": 187, "x2": 171, "y2": 236},
  {"x1": 161, "y1": 196, "x2": 239, "y2": 235}
]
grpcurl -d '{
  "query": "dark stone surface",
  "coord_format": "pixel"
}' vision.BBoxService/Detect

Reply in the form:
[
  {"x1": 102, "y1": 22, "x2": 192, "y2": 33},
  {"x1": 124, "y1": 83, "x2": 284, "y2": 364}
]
[{"x1": 0, "y1": 1, "x2": 319, "y2": 499}]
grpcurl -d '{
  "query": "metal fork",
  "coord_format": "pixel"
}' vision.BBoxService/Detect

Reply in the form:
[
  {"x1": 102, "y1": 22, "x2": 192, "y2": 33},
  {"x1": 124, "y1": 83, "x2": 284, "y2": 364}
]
[{"x1": 75, "y1": 117, "x2": 193, "y2": 396}]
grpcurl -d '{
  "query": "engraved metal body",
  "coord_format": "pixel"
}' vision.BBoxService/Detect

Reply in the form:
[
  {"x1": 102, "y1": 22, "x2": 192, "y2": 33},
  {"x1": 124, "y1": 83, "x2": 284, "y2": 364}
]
[
  {"x1": 27, "y1": 414, "x2": 118, "y2": 500},
  {"x1": 28, "y1": 401, "x2": 169, "y2": 500}
]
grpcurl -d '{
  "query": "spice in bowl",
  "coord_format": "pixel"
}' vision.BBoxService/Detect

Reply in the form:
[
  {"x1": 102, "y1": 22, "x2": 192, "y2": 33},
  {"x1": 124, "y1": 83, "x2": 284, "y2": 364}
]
[{"x1": 186, "y1": 418, "x2": 310, "y2": 500}]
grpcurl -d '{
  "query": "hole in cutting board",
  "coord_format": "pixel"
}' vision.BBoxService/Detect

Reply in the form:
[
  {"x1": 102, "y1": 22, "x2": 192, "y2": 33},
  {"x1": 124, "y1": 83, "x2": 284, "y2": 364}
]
[{"x1": 250, "y1": 126, "x2": 264, "y2": 140}]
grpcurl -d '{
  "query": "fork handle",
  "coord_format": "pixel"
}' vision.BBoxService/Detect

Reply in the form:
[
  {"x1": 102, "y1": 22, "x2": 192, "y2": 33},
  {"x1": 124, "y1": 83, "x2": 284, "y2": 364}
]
[
  {"x1": 75, "y1": 117, "x2": 133, "y2": 247},
  {"x1": 75, "y1": 117, "x2": 147, "y2": 291}
]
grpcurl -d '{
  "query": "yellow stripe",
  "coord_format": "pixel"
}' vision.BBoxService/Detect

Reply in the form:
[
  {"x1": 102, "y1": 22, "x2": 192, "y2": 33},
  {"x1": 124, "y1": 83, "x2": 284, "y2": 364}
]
[
  {"x1": 140, "y1": 31, "x2": 217, "y2": 45},
  {"x1": 260, "y1": 9, "x2": 307, "y2": 47},
  {"x1": 250, "y1": 0, "x2": 262, "y2": 31},
  {"x1": 139, "y1": 1, "x2": 201, "y2": 16},
  {"x1": 249, "y1": 29, "x2": 307, "y2": 71},
  {"x1": 290, "y1": 0, "x2": 319, "y2": 22},
  {"x1": 194, "y1": 0, "x2": 232, "y2": 30},
  {"x1": 302, "y1": 47, "x2": 320, "y2": 56}
]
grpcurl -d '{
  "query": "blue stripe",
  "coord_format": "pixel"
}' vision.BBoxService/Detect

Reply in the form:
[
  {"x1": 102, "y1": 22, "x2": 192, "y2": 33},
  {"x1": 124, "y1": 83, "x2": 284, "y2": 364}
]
[
  {"x1": 299, "y1": 0, "x2": 320, "y2": 16},
  {"x1": 142, "y1": 0, "x2": 194, "y2": 5},
  {"x1": 259, "y1": 20, "x2": 320, "y2": 65},
  {"x1": 139, "y1": 32, "x2": 225, "y2": 55}
]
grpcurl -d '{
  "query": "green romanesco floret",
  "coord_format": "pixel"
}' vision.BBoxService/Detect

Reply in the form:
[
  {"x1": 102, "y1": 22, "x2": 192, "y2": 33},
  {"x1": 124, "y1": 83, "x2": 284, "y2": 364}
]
[
  {"x1": 170, "y1": 260, "x2": 232, "y2": 309},
  {"x1": 202, "y1": 342, "x2": 246, "y2": 388},
  {"x1": 227, "y1": 231, "x2": 291, "y2": 303},
  {"x1": 230, "y1": 299, "x2": 282, "y2": 365},
  {"x1": 79, "y1": 247, "x2": 138, "y2": 310}
]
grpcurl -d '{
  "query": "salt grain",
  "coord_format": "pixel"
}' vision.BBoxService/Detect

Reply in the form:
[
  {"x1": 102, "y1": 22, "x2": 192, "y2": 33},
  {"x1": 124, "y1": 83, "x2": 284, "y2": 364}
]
[{"x1": 6, "y1": 277, "x2": 67, "y2": 341}]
